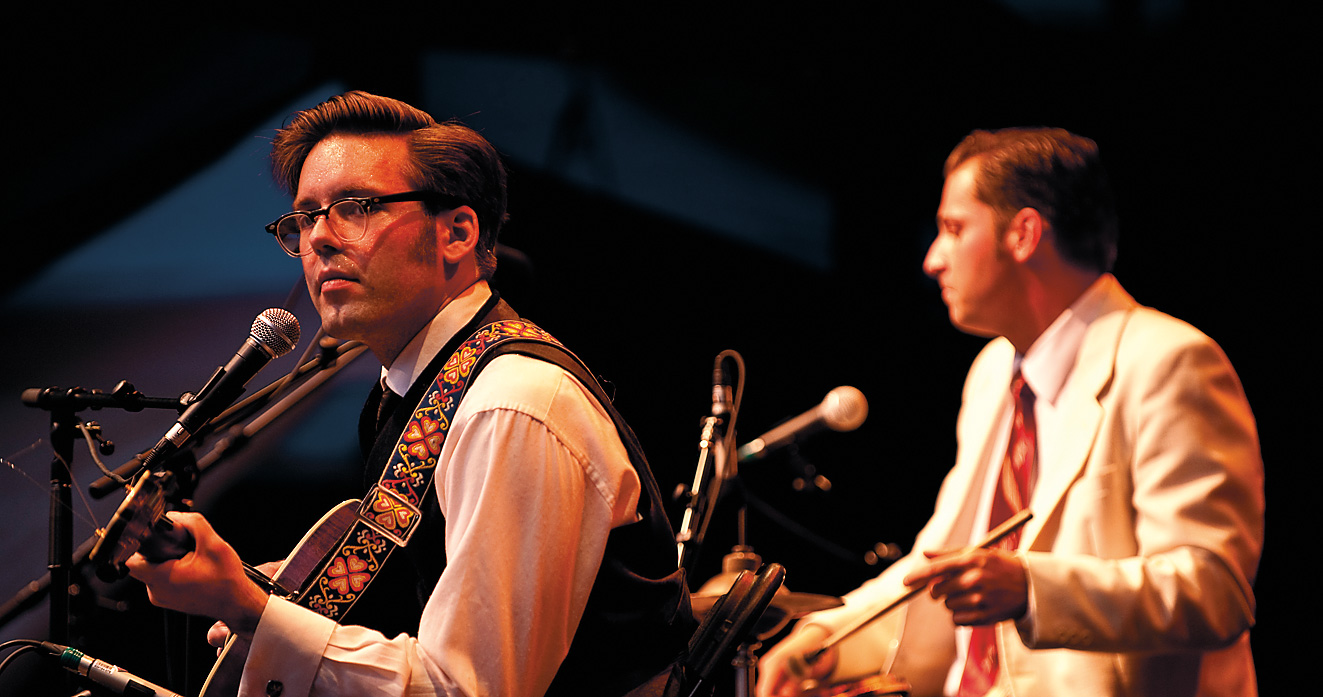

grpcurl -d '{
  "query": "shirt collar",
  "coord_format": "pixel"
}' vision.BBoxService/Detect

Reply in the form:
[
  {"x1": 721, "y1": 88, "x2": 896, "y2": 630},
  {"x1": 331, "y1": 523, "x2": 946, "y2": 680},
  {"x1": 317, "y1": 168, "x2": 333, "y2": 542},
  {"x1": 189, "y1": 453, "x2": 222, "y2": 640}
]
[
  {"x1": 381, "y1": 280, "x2": 492, "y2": 396},
  {"x1": 1018, "y1": 274, "x2": 1115, "y2": 405}
]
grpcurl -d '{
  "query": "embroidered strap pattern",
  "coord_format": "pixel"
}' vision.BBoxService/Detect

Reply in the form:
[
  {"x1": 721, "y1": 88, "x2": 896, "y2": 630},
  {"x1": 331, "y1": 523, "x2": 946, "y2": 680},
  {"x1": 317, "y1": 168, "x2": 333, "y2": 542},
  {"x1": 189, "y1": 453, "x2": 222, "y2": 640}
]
[{"x1": 299, "y1": 319, "x2": 563, "y2": 621}]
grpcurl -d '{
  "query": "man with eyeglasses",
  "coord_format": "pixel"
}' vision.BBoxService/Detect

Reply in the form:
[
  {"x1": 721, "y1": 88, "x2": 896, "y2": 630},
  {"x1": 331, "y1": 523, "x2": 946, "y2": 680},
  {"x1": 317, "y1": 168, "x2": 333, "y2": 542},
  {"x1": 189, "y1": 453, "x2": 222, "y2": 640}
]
[{"x1": 128, "y1": 91, "x2": 694, "y2": 697}]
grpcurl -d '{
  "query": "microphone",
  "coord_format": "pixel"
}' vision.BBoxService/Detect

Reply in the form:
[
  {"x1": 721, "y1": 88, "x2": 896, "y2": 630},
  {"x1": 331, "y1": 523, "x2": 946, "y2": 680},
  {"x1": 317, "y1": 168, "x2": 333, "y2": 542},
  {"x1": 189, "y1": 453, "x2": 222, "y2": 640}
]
[
  {"x1": 710, "y1": 356, "x2": 732, "y2": 417},
  {"x1": 139, "y1": 308, "x2": 300, "y2": 471},
  {"x1": 48, "y1": 642, "x2": 184, "y2": 697},
  {"x1": 736, "y1": 386, "x2": 868, "y2": 462}
]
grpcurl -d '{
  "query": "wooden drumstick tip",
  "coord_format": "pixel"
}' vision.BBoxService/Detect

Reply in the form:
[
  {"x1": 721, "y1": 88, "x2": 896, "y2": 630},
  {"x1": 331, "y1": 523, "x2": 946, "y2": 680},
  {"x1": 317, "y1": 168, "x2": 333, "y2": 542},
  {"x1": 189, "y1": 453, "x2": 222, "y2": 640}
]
[
  {"x1": 785, "y1": 651, "x2": 811, "y2": 678},
  {"x1": 784, "y1": 651, "x2": 827, "y2": 692}
]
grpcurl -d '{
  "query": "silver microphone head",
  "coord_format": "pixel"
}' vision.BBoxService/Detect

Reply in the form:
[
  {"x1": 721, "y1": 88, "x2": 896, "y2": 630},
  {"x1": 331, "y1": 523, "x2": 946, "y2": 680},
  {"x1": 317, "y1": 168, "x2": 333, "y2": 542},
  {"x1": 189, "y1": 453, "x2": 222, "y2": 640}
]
[
  {"x1": 821, "y1": 385, "x2": 868, "y2": 432},
  {"x1": 250, "y1": 308, "x2": 301, "y2": 358}
]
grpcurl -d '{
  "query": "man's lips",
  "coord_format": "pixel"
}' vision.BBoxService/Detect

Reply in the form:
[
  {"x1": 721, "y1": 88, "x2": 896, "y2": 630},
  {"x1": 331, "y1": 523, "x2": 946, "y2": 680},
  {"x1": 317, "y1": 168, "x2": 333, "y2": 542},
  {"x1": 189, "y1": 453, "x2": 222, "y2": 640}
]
[
  {"x1": 315, "y1": 269, "x2": 360, "y2": 294},
  {"x1": 321, "y1": 278, "x2": 357, "y2": 293}
]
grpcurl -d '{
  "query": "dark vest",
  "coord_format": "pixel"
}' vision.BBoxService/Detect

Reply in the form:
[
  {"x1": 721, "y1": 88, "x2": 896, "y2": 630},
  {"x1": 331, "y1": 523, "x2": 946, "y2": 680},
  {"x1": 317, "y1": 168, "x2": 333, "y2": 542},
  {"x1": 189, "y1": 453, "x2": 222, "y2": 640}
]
[{"x1": 351, "y1": 293, "x2": 694, "y2": 695}]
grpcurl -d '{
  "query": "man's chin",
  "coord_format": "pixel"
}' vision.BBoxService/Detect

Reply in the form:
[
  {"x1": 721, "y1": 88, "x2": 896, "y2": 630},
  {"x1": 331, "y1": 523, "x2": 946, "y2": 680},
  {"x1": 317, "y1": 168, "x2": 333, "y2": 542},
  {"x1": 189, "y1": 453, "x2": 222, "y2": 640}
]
[
  {"x1": 314, "y1": 308, "x2": 362, "y2": 343},
  {"x1": 949, "y1": 312, "x2": 1000, "y2": 339}
]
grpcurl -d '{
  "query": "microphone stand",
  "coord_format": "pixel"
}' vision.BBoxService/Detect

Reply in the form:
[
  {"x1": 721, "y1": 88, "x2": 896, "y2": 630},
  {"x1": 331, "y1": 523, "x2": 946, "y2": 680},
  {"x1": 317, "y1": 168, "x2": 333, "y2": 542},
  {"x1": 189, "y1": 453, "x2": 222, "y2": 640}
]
[
  {"x1": 47, "y1": 401, "x2": 74, "y2": 696},
  {"x1": 20, "y1": 383, "x2": 187, "y2": 696},
  {"x1": 675, "y1": 410, "x2": 729, "y2": 576},
  {"x1": 7, "y1": 340, "x2": 368, "y2": 695},
  {"x1": 681, "y1": 361, "x2": 868, "y2": 695},
  {"x1": 192, "y1": 341, "x2": 370, "y2": 481},
  {"x1": 85, "y1": 338, "x2": 368, "y2": 499},
  {"x1": 675, "y1": 351, "x2": 743, "y2": 578}
]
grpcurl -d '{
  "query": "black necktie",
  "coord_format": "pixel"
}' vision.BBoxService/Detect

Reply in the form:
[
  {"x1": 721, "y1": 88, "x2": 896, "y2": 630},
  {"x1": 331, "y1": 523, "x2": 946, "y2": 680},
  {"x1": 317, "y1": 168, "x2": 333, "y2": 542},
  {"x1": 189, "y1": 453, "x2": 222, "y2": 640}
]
[{"x1": 375, "y1": 385, "x2": 403, "y2": 435}]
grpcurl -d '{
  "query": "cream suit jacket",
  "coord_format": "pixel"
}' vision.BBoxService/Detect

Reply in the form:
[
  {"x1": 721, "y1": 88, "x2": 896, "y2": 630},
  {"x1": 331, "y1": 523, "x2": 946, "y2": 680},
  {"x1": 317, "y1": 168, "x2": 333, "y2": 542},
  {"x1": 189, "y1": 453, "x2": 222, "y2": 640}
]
[{"x1": 804, "y1": 277, "x2": 1264, "y2": 697}]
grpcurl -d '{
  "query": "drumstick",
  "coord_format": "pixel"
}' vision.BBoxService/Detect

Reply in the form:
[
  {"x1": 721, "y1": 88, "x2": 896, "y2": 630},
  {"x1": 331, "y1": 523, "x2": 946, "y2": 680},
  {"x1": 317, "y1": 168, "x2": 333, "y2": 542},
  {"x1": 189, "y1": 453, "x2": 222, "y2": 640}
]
[{"x1": 802, "y1": 508, "x2": 1033, "y2": 666}]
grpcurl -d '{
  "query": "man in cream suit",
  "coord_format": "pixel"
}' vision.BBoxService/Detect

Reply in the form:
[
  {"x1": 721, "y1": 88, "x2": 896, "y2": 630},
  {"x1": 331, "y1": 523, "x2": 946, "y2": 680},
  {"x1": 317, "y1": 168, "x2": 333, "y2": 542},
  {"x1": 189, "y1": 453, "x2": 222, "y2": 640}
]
[{"x1": 756, "y1": 128, "x2": 1264, "y2": 697}]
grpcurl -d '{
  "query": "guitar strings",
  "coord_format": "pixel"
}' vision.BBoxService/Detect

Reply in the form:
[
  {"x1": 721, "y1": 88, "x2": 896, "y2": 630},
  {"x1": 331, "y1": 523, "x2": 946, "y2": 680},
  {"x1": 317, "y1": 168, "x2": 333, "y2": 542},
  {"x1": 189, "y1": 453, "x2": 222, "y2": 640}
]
[
  {"x1": 3, "y1": 438, "x2": 104, "y2": 530},
  {"x1": 58, "y1": 445, "x2": 105, "y2": 529}
]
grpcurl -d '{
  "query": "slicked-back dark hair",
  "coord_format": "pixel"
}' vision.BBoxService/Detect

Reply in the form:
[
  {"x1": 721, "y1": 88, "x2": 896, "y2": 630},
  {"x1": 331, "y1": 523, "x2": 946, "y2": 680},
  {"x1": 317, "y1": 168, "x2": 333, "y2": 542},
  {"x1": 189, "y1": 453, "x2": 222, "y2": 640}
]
[
  {"x1": 271, "y1": 91, "x2": 507, "y2": 279},
  {"x1": 946, "y1": 127, "x2": 1118, "y2": 272}
]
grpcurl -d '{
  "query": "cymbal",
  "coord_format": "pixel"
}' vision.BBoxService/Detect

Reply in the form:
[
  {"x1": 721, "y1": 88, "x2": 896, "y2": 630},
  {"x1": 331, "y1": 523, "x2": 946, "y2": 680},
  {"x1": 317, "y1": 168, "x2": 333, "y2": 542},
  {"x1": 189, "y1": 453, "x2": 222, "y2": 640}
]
[
  {"x1": 690, "y1": 587, "x2": 842, "y2": 618},
  {"x1": 691, "y1": 570, "x2": 843, "y2": 627}
]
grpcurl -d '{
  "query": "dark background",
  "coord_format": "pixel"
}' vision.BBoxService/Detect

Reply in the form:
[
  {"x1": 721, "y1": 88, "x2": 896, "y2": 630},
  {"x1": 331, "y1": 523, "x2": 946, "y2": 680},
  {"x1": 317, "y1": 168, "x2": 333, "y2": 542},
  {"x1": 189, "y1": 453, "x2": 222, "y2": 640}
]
[{"x1": 2, "y1": 3, "x2": 1305, "y2": 695}]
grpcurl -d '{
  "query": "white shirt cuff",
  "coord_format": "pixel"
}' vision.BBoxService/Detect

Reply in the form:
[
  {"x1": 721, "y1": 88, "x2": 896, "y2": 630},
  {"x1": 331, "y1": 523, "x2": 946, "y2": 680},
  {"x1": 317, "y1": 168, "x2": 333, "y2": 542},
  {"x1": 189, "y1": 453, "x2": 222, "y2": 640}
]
[{"x1": 239, "y1": 596, "x2": 337, "y2": 697}]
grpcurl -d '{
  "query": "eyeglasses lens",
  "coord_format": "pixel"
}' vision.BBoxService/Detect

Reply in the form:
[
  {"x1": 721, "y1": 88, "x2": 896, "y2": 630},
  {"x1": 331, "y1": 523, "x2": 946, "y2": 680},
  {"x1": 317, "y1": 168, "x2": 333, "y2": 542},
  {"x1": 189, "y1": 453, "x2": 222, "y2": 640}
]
[{"x1": 276, "y1": 200, "x2": 370, "y2": 256}]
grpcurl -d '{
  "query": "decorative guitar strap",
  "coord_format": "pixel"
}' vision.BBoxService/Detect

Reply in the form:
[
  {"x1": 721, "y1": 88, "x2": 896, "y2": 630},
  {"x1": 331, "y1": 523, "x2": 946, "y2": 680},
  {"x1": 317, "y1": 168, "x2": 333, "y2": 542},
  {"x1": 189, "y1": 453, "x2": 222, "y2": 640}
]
[{"x1": 296, "y1": 319, "x2": 565, "y2": 621}]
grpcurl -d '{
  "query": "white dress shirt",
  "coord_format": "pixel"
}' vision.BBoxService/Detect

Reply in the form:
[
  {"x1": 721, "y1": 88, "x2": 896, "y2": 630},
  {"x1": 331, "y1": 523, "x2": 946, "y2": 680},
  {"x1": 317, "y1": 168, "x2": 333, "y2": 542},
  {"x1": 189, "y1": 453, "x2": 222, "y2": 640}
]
[{"x1": 239, "y1": 281, "x2": 643, "y2": 697}]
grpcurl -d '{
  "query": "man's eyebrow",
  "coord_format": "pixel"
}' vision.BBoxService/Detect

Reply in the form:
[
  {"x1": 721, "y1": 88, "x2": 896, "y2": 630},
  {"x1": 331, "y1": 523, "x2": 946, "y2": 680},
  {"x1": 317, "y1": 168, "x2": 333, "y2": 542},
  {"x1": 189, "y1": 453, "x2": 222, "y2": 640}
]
[{"x1": 292, "y1": 187, "x2": 379, "y2": 210}]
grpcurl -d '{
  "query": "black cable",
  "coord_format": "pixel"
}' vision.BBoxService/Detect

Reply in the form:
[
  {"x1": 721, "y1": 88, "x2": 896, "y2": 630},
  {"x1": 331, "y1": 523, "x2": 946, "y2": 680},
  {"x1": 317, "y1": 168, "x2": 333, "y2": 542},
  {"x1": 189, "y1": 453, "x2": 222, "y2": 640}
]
[
  {"x1": 741, "y1": 484, "x2": 889, "y2": 570},
  {"x1": 0, "y1": 639, "x2": 48, "y2": 680}
]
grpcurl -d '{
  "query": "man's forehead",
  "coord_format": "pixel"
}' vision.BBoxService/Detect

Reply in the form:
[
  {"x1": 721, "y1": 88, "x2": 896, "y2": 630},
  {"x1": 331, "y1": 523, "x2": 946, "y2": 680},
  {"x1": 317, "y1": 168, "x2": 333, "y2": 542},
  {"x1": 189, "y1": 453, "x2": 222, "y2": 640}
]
[
  {"x1": 293, "y1": 133, "x2": 413, "y2": 206},
  {"x1": 938, "y1": 161, "x2": 986, "y2": 212},
  {"x1": 945, "y1": 159, "x2": 982, "y2": 192}
]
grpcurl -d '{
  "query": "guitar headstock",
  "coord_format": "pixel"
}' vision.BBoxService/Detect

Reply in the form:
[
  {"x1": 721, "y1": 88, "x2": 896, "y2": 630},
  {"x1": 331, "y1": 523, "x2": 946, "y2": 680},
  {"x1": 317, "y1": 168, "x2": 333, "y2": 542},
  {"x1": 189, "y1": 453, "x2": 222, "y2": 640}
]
[{"x1": 90, "y1": 470, "x2": 193, "y2": 579}]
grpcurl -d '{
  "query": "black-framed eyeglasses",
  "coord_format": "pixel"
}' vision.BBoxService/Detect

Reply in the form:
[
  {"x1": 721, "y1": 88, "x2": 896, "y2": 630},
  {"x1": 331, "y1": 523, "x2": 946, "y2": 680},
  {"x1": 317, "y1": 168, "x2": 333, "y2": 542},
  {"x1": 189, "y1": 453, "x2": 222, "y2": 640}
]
[{"x1": 264, "y1": 190, "x2": 463, "y2": 257}]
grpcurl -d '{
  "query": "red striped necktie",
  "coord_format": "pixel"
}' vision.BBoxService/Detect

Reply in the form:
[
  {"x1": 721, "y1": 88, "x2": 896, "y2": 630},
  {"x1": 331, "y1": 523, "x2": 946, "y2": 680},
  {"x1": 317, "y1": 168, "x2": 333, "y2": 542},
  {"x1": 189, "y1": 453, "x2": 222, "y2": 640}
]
[{"x1": 958, "y1": 370, "x2": 1036, "y2": 697}]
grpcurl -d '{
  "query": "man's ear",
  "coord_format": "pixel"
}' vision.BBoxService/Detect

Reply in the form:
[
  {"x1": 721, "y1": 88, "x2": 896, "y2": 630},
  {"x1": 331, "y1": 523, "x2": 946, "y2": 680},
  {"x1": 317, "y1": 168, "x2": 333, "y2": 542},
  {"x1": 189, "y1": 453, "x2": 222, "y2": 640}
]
[
  {"x1": 1003, "y1": 207, "x2": 1043, "y2": 263},
  {"x1": 440, "y1": 205, "x2": 481, "y2": 264}
]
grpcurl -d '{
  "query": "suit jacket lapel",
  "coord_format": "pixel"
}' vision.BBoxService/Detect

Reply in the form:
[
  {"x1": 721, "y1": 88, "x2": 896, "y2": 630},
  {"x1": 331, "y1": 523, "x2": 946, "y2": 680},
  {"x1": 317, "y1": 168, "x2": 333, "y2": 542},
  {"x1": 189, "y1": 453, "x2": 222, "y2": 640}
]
[
  {"x1": 926, "y1": 339, "x2": 1015, "y2": 551},
  {"x1": 1024, "y1": 279, "x2": 1137, "y2": 548}
]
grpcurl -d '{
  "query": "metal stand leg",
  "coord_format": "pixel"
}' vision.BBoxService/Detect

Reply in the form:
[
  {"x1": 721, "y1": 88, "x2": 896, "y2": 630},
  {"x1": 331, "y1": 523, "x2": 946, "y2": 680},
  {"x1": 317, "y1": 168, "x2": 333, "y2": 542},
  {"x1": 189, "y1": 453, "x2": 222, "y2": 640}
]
[{"x1": 733, "y1": 641, "x2": 760, "y2": 697}]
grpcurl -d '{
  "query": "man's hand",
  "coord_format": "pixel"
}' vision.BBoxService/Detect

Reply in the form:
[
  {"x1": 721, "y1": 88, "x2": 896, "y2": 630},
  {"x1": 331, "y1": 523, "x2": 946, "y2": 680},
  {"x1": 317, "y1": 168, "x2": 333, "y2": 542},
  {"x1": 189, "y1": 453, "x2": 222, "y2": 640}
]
[
  {"x1": 755, "y1": 624, "x2": 838, "y2": 697},
  {"x1": 126, "y1": 512, "x2": 270, "y2": 639},
  {"x1": 903, "y1": 548, "x2": 1028, "y2": 626},
  {"x1": 206, "y1": 560, "x2": 283, "y2": 652}
]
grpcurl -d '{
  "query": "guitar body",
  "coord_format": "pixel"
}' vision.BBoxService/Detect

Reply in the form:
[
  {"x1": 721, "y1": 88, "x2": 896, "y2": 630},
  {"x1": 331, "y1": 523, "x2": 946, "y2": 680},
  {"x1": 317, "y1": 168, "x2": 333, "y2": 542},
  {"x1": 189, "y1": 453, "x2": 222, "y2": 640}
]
[{"x1": 200, "y1": 500, "x2": 361, "y2": 697}]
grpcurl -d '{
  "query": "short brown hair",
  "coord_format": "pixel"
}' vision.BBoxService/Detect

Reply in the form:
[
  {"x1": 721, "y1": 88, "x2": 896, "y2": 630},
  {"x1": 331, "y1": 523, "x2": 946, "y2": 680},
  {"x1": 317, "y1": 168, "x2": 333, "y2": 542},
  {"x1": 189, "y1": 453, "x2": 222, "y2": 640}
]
[
  {"x1": 271, "y1": 91, "x2": 507, "y2": 279},
  {"x1": 946, "y1": 127, "x2": 1118, "y2": 272}
]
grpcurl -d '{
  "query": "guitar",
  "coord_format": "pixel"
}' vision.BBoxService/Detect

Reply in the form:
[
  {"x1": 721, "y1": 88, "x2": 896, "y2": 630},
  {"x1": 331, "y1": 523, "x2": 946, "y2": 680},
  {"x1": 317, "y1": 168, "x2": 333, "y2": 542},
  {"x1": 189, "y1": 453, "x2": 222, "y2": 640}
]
[
  {"x1": 200, "y1": 500, "x2": 359, "y2": 696},
  {"x1": 92, "y1": 469, "x2": 360, "y2": 696}
]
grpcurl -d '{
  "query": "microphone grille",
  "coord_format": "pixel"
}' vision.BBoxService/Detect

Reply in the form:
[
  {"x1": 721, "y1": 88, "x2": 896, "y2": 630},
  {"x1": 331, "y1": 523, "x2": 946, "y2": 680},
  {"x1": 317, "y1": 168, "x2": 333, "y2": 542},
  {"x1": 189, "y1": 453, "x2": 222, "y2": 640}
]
[
  {"x1": 821, "y1": 386, "x2": 868, "y2": 432},
  {"x1": 251, "y1": 308, "x2": 301, "y2": 358}
]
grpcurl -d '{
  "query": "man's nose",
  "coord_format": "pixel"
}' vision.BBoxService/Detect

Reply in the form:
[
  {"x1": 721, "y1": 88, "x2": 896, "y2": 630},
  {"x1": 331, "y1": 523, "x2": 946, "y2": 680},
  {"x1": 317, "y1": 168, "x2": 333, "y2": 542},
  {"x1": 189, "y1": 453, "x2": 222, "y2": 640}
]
[
  {"x1": 922, "y1": 237, "x2": 945, "y2": 278},
  {"x1": 304, "y1": 214, "x2": 340, "y2": 253}
]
